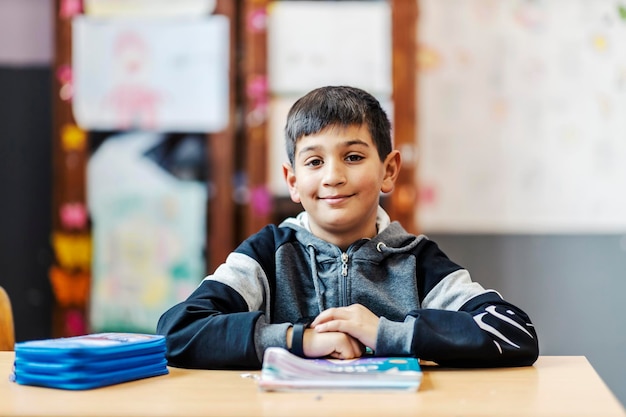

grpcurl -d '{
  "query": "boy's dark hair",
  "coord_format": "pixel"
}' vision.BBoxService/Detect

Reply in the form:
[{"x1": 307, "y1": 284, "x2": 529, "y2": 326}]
[{"x1": 284, "y1": 86, "x2": 392, "y2": 165}]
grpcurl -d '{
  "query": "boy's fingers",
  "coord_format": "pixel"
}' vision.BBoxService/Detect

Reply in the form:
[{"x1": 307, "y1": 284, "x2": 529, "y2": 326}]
[
  {"x1": 311, "y1": 307, "x2": 352, "y2": 327},
  {"x1": 332, "y1": 337, "x2": 363, "y2": 359},
  {"x1": 311, "y1": 308, "x2": 338, "y2": 326},
  {"x1": 312, "y1": 304, "x2": 370, "y2": 327},
  {"x1": 349, "y1": 338, "x2": 365, "y2": 356},
  {"x1": 315, "y1": 319, "x2": 354, "y2": 335}
]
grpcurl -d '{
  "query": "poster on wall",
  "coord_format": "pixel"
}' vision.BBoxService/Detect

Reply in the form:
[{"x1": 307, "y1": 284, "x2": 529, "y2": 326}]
[
  {"x1": 267, "y1": 1, "x2": 392, "y2": 96},
  {"x1": 72, "y1": 15, "x2": 229, "y2": 132},
  {"x1": 87, "y1": 131, "x2": 207, "y2": 333},
  {"x1": 417, "y1": 0, "x2": 626, "y2": 233}
]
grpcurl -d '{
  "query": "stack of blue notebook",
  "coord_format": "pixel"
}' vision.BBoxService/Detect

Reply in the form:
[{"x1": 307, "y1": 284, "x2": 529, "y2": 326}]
[{"x1": 11, "y1": 333, "x2": 168, "y2": 390}]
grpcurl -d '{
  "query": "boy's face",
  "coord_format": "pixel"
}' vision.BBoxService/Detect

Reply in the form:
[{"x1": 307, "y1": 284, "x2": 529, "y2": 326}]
[{"x1": 283, "y1": 124, "x2": 400, "y2": 249}]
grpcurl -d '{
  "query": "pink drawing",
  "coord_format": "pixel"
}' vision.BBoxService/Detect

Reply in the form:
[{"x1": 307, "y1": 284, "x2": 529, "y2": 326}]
[{"x1": 105, "y1": 31, "x2": 162, "y2": 130}]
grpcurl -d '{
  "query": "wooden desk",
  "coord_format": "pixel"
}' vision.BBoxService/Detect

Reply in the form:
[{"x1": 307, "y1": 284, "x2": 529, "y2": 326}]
[{"x1": 1, "y1": 352, "x2": 624, "y2": 417}]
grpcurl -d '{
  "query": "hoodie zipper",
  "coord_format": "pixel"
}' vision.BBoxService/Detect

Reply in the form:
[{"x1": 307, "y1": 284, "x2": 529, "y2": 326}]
[{"x1": 340, "y1": 252, "x2": 349, "y2": 306}]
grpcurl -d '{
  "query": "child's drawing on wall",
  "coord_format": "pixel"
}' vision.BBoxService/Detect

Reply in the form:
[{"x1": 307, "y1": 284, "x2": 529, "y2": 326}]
[
  {"x1": 105, "y1": 30, "x2": 162, "y2": 130},
  {"x1": 72, "y1": 16, "x2": 230, "y2": 132}
]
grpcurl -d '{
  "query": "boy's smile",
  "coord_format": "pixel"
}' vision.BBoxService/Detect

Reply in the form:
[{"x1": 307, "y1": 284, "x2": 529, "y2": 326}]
[{"x1": 283, "y1": 124, "x2": 400, "y2": 249}]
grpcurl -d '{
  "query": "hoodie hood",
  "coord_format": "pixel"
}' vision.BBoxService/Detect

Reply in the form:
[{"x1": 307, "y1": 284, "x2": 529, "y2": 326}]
[
  {"x1": 282, "y1": 205, "x2": 392, "y2": 234},
  {"x1": 279, "y1": 206, "x2": 425, "y2": 260}
]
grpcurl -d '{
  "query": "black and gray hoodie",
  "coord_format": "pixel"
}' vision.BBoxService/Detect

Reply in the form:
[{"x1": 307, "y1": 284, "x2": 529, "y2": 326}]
[{"x1": 157, "y1": 208, "x2": 538, "y2": 369}]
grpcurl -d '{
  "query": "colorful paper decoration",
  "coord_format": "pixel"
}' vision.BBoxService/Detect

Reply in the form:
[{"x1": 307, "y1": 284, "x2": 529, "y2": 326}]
[
  {"x1": 56, "y1": 65, "x2": 74, "y2": 102},
  {"x1": 62, "y1": 308, "x2": 88, "y2": 337},
  {"x1": 247, "y1": 75, "x2": 268, "y2": 102},
  {"x1": 60, "y1": 202, "x2": 89, "y2": 230},
  {"x1": 247, "y1": 7, "x2": 267, "y2": 33},
  {"x1": 417, "y1": 44, "x2": 442, "y2": 72},
  {"x1": 251, "y1": 186, "x2": 272, "y2": 217},
  {"x1": 60, "y1": 0, "x2": 83, "y2": 19},
  {"x1": 49, "y1": 266, "x2": 90, "y2": 308},
  {"x1": 61, "y1": 124, "x2": 87, "y2": 151},
  {"x1": 59, "y1": 84, "x2": 74, "y2": 102},
  {"x1": 56, "y1": 64, "x2": 72, "y2": 83},
  {"x1": 246, "y1": 75, "x2": 269, "y2": 127},
  {"x1": 52, "y1": 232, "x2": 92, "y2": 271}
]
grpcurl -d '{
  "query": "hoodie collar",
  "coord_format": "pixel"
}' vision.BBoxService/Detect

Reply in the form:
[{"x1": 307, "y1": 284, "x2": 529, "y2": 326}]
[{"x1": 283, "y1": 205, "x2": 392, "y2": 235}]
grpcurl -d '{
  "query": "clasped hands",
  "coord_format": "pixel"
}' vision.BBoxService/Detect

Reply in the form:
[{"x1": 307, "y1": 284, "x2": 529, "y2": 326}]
[{"x1": 287, "y1": 304, "x2": 379, "y2": 360}]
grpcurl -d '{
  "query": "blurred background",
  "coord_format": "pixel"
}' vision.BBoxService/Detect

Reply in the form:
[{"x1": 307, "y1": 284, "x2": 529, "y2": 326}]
[{"x1": 0, "y1": 0, "x2": 624, "y2": 406}]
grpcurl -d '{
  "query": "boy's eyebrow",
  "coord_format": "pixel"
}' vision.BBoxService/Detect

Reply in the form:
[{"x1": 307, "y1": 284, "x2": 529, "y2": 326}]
[
  {"x1": 344, "y1": 139, "x2": 371, "y2": 148},
  {"x1": 297, "y1": 139, "x2": 371, "y2": 157}
]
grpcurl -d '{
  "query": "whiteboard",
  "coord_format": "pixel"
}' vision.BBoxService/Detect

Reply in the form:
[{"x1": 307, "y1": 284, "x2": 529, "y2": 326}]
[{"x1": 417, "y1": 0, "x2": 626, "y2": 233}]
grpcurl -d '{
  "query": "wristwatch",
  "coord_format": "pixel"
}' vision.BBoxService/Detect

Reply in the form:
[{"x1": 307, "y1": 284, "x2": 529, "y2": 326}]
[{"x1": 289, "y1": 319, "x2": 312, "y2": 357}]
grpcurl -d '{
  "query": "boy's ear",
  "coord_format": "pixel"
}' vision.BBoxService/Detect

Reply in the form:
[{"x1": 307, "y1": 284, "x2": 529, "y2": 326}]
[
  {"x1": 381, "y1": 150, "x2": 402, "y2": 194},
  {"x1": 283, "y1": 162, "x2": 301, "y2": 203}
]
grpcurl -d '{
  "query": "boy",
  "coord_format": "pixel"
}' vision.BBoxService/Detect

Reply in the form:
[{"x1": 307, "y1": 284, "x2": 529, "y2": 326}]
[{"x1": 157, "y1": 86, "x2": 539, "y2": 369}]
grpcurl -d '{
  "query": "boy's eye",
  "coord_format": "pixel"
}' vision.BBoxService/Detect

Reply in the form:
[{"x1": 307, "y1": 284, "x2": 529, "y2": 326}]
[
  {"x1": 345, "y1": 154, "x2": 364, "y2": 162},
  {"x1": 305, "y1": 158, "x2": 323, "y2": 167}
]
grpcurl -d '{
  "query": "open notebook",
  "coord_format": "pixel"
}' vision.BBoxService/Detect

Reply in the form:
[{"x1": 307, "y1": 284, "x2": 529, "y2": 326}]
[{"x1": 258, "y1": 347, "x2": 422, "y2": 392}]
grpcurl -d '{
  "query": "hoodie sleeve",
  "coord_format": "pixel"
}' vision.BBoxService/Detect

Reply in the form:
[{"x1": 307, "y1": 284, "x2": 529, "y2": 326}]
[
  {"x1": 156, "y1": 278, "x2": 265, "y2": 369},
  {"x1": 375, "y1": 239, "x2": 539, "y2": 367},
  {"x1": 156, "y1": 226, "x2": 291, "y2": 369},
  {"x1": 376, "y1": 292, "x2": 538, "y2": 367}
]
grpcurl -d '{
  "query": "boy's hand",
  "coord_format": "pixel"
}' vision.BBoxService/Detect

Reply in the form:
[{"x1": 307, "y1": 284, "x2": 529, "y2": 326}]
[
  {"x1": 303, "y1": 329, "x2": 364, "y2": 359},
  {"x1": 311, "y1": 304, "x2": 380, "y2": 351}
]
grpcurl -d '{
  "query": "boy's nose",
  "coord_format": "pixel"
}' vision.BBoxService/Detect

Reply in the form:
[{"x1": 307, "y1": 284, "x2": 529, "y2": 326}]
[{"x1": 322, "y1": 160, "x2": 346, "y2": 186}]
